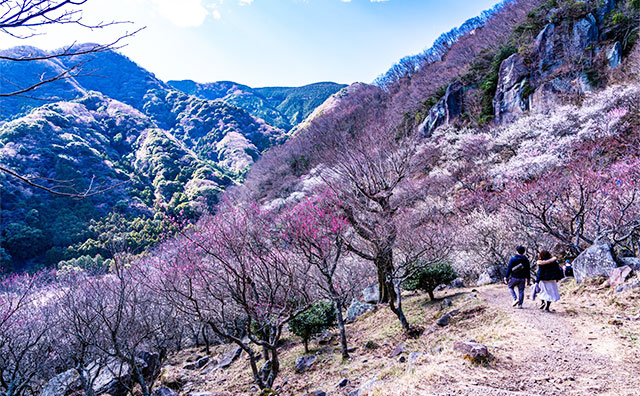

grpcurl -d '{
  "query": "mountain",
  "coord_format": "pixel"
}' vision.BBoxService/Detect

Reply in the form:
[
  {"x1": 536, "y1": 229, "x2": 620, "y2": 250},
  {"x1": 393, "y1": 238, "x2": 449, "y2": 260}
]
[
  {"x1": 0, "y1": 46, "x2": 339, "y2": 270},
  {"x1": 167, "y1": 80, "x2": 347, "y2": 131}
]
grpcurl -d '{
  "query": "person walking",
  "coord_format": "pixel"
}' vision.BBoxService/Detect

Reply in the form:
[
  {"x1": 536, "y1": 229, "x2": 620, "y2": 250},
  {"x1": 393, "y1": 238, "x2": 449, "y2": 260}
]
[
  {"x1": 504, "y1": 246, "x2": 531, "y2": 308},
  {"x1": 536, "y1": 250, "x2": 563, "y2": 312}
]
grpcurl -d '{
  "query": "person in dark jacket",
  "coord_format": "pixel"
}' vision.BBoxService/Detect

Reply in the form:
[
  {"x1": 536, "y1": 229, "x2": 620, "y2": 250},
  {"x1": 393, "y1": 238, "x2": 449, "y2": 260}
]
[
  {"x1": 536, "y1": 250, "x2": 563, "y2": 312},
  {"x1": 504, "y1": 246, "x2": 531, "y2": 308}
]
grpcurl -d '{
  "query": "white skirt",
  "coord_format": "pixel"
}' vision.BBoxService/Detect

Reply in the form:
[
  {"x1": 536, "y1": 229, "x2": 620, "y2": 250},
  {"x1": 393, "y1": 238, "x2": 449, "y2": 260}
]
[{"x1": 538, "y1": 280, "x2": 560, "y2": 302}]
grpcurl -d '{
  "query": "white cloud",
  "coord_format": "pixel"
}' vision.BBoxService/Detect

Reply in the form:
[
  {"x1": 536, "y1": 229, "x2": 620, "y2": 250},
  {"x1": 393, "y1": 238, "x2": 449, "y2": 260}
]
[
  {"x1": 212, "y1": 9, "x2": 222, "y2": 19},
  {"x1": 238, "y1": 0, "x2": 254, "y2": 5},
  {"x1": 152, "y1": 0, "x2": 209, "y2": 27}
]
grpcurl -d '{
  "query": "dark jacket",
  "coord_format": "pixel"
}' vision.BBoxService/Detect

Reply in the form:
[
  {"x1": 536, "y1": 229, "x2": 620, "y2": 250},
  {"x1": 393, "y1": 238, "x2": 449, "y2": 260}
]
[
  {"x1": 505, "y1": 255, "x2": 531, "y2": 281},
  {"x1": 537, "y1": 260, "x2": 563, "y2": 282}
]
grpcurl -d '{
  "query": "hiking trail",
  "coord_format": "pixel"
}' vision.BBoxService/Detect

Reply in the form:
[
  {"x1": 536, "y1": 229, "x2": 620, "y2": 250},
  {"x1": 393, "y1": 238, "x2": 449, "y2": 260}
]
[{"x1": 428, "y1": 284, "x2": 640, "y2": 396}]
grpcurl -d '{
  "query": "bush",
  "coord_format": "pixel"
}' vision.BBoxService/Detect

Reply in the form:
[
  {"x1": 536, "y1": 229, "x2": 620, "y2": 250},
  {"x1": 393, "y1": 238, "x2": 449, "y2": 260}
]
[
  {"x1": 403, "y1": 262, "x2": 457, "y2": 301},
  {"x1": 288, "y1": 300, "x2": 336, "y2": 353}
]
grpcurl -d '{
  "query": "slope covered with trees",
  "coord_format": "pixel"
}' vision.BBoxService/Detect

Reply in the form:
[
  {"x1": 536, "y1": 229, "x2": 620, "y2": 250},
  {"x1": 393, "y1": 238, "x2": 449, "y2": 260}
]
[
  {"x1": 1, "y1": 0, "x2": 640, "y2": 395},
  {"x1": 167, "y1": 80, "x2": 347, "y2": 131}
]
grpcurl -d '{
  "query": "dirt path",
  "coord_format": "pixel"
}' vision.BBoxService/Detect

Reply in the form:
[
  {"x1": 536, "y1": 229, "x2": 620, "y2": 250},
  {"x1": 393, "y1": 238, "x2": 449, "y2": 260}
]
[{"x1": 435, "y1": 285, "x2": 640, "y2": 396}]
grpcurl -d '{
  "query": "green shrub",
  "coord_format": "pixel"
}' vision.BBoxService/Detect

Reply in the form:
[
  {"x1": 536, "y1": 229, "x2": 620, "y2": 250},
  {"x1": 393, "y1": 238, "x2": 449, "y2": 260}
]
[
  {"x1": 288, "y1": 300, "x2": 336, "y2": 353},
  {"x1": 403, "y1": 261, "x2": 457, "y2": 301}
]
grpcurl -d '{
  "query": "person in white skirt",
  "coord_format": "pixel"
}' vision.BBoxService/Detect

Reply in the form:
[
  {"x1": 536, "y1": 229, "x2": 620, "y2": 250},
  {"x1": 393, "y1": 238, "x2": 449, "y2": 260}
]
[{"x1": 535, "y1": 250, "x2": 563, "y2": 312}]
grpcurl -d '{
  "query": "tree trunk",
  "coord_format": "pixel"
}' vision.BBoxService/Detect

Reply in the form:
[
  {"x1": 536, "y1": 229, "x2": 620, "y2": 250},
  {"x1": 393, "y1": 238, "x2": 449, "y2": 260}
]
[
  {"x1": 265, "y1": 346, "x2": 280, "y2": 388},
  {"x1": 387, "y1": 278, "x2": 410, "y2": 331},
  {"x1": 333, "y1": 298, "x2": 350, "y2": 359},
  {"x1": 245, "y1": 347, "x2": 265, "y2": 389},
  {"x1": 375, "y1": 250, "x2": 393, "y2": 304},
  {"x1": 201, "y1": 326, "x2": 210, "y2": 355},
  {"x1": 303, "y1": 338, "x2": 309, "y2": 353},
  {"x1": 428, "y1": 290, "x2": 435, "y2": 301}
]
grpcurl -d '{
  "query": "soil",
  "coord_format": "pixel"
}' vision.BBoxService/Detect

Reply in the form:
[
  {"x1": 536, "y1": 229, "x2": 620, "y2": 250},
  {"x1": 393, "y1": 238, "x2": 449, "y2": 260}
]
[{"x1": 424, "y1": 284, "x2": 640, "y2": 396}]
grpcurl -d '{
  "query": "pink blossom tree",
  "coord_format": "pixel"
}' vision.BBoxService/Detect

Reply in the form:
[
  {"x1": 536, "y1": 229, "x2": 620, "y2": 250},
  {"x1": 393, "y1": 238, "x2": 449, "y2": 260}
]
[{"x1": 281, "y1": 193, "x2": 352, "y2": 358}]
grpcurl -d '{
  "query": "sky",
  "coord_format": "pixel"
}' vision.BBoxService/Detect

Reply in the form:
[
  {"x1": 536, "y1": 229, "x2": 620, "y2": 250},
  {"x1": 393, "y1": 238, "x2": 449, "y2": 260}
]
[{"x1": 2, "y1": 0, "x2": 501, "y2": 87}]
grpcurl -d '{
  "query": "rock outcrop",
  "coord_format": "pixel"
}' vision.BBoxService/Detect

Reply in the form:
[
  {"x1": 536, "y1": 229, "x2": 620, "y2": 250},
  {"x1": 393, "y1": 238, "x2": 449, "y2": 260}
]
[
  {"x1": 40, "y1": 369, "x2": 80, "y2": 396},
  {"x1": 536, "y1": 23, "x2": 562, "y2": 76},
  {"x1": 494, "y1": 53, "x2": 530, "y2": 123},
  {"x1": 569, "y1": 13, "x2": 598, "y2": 57},
  {"x1": 608, "y1": 42, "x2": 622, "y2": 68},
  {"x1": 573, "y1": 240, "x2": 619, "y2": 283},
  {"x1": 419, "y1": 81, "x2": 464, "y2": 135},
  {"x1": 604, "y1": 266, "x2": 633, "y2": 288}
]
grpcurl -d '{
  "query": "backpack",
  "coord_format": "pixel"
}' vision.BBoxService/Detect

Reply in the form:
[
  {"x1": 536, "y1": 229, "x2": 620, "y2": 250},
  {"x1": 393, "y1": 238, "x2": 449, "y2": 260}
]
[{"x1": 564, "y1": 265, "x2": 574, "y2": 277}]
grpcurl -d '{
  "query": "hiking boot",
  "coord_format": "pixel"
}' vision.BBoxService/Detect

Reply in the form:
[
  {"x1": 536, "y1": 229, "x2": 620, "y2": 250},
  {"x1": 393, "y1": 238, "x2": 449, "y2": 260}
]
[
  {"x1": 516, "y1": 305, "x2": 523, "y2": 309},
  {"x1": 512, "y1": 299, "x2": 519, "y2": 307},
  {"x1": 539, "y1": 301, "x2": 546, "y2": 310}
]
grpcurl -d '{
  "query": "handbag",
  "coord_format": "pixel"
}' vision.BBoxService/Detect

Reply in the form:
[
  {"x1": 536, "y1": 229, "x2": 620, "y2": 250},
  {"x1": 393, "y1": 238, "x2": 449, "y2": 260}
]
[{"x1": 530, "y1": 283, "x2": 540, "y2": 300}]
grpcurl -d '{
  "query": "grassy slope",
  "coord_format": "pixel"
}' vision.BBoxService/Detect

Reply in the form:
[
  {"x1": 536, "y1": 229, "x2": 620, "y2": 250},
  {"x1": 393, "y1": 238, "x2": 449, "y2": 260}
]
[{"x1": 158, "y1": 275, "x2": 640, "y2": 395}]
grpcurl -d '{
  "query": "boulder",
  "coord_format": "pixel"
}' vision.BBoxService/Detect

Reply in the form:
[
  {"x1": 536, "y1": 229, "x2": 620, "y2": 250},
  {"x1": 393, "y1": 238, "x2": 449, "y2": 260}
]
[
  {"x1": 345, "y1": 300, "x2": 376, "y2": 323},
  {"x1": 608, "y1": 42, "x2": 622, "y2": 68},
  {"x1": 337, "y1": 378, "x2": 349, "y2": 388},
  {"x1": 259, "y1": 360, "x2": 272, "y2": 383},
  {"x1": 619, "y1": 257, "x2": 640, "y2": 271},
  {"x1": 605, "y1": 266, "x2": 633, "y2": 288},
  {"x1": 477, "y1": 265, "x2": 505, "y2": 286},
  {"x1": 196, "y1": 356, "x2": 210, "y2": 369},
  {"x1": 441, "y1": 298, "x2": 452, "y2": 308},
  {"x1": 348, "y1": 377, "x2": 379, "y2": 396},
  {"x1": 152, "y1": 387, "x2": 177, "y2": 396},
  {"x1": 408, "y1": 352, "x2": 425, "y2": 365},
  {"x1": 493, "y1": 54, "x2": 530, "y2": 123},
  {"x1": 218, "y1": 346, "x2": 243, "y2": 369},
  {"x1": 91, "y1": 358, "x2": 132, "y2": 396},
  {"x1": 570, "y1": 13, "x2": 598, "y2": 57},
  {"x1": 449, "y1": 278, "x2": 465, "y2": 288},
  {"x1": 573, "y1": 240, "x2": 618, "y2": 283},
  {"x1": 362, "y1": 284, "x2": 379, "y2": 304},
  {"x1": 436, "y1": 313, "x2": 451, "y2": 327},
  {"x1": 616, "y1": 280, "x2": 640, "y2": 293},
  {"x1": 295, "y1": 355, "x2": 316, "y2": 373},
  {"x1": 418, "y1": 81, "x2": 464, "y2": 136},
  {"x1": 40, "y1": 369, "x2": 80, "y2": 396},
  {"x1": 389, "y1": 342, "x2": 405, "y2": 358},
  {"x1": 453, "y1": 341, "x2": 490, "y2": 363},
  {"x1": 364, "y1": 340, "x2": 379, "y2": 350},
  {"x1": 303, "y1": 391, "x2": 326, "y2": 396}
]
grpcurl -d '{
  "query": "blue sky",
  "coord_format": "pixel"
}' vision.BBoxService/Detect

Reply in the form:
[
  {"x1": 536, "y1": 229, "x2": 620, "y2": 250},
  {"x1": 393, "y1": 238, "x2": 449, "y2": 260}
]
[{"x1": 3, "y1": 0, "x2": 501, "y2": 87}]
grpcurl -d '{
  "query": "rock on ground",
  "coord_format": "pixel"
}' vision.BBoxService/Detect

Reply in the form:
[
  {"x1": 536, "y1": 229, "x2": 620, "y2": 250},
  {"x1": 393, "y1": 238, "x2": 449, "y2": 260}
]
[
  {"x1": 295, "y1": 355, "x2": 316, "y2": 373},
  {"x1": 573, "y1": 240, "x2": 618, "y2": 283},
  {"x1": 453, "y1": 341, "x2": 490, "y2": 363},
  {"x1": 362, "y1": 284, "x2": 379, "y2": 304},
  {"x1": 346, "y1": 300, "x2": 376, "y2": 323}
]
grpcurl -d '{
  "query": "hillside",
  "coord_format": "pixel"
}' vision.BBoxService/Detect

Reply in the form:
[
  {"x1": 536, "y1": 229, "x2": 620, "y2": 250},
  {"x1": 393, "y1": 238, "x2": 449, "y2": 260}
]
[
  {"x1": 167, "y1": 80, "x2": 347, "y2": 131},
  {"x1": 1, "y1": 1, "x2": 640, "y2": 396},
  {"x1": 0, "y1": 45, "x2": 344, "y2": 271},
  {"x1": 155, "y1": 280, "x2": 640, "y2": 395}
]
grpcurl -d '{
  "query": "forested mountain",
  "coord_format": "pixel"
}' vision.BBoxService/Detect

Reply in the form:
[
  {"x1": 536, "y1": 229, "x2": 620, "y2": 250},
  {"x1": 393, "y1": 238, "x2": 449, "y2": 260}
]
[
  {"x1": 167, "y1": 80, "x2": 346, "y2": 131},
  {"x1": 0, "y1": 46, "x2": 342, "y2": 271}
]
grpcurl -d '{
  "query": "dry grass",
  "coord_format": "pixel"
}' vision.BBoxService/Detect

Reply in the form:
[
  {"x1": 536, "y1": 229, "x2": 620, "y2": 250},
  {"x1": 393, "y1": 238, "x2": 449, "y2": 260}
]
[{"x1": 158, "y1": 279, "x2": 640, "y2": 396}]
